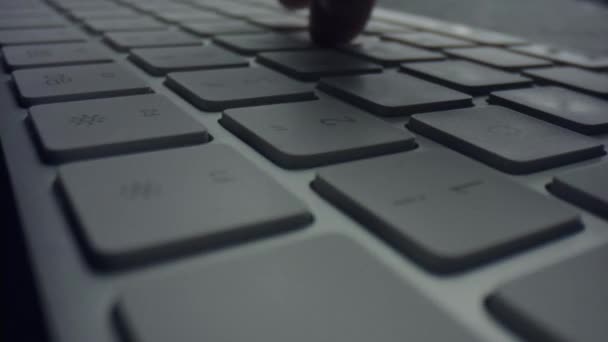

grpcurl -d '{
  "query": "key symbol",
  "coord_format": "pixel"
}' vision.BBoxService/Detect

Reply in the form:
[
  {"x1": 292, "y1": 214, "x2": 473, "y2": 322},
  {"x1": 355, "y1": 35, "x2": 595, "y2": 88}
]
[
  {"x1": 44, "y1": 73, "x2": 72, "y2": 86},
  {"x1": 119, "y1": 180, "x2": 162, "y2": 200},
  {"x1": 320, "y1": 116, "x2": 356, "y2": 126},
  {"x1": 270, "y1": 124, "x2": 288, "y2": 132},
  {"x1": 69, "y1": 114, "x2": 105, "y2": 126},
  {"x1": 140, "y1": 108, "x2": 161, "y2": 117},
  {"x1": 26, "y1": 49, "x2": 51, "y2": 58},
  {"x1": 209, "y1": 170, "x2": 236, "y2": 184},
  {"x1": 200, "y1": 82, "x2": 224, "y2": 88}
]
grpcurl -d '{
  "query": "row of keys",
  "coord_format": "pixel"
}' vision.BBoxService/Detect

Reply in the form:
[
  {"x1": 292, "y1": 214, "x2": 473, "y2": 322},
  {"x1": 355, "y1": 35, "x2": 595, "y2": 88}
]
[
  {"x1": 11, "y1": 61, "x2": 607, "y2": 175},
  {"x1": 56, "y1": 137, "x2": 608, "y2": 275}
]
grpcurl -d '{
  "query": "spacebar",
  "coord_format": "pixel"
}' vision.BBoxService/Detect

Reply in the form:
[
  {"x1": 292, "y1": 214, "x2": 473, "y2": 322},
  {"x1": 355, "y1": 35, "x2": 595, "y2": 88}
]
[{"x1": 116, "y1": 236, "x2": 484, "y2": 342}]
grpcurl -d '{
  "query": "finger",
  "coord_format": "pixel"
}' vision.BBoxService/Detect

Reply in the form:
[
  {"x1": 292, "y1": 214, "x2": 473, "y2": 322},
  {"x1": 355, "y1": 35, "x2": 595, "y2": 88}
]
[
  {"x1": 279, "y1": 0, "x2": 310, "y2": 9},
  {"x1": 309, "y1": 0, "x2": 376, "y2": 46}
]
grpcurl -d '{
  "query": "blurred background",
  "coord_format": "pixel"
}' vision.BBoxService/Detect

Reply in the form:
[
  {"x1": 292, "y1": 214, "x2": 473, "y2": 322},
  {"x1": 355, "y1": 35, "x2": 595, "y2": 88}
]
[{"x1": 379, "y1": 0, "x2": 608, "y2": 56}]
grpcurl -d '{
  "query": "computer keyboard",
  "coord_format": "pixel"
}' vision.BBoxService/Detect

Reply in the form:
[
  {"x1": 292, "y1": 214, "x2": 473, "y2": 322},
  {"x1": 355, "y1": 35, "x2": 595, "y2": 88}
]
[{"x1": 0, "y1": 0, "x2": 607, "y2": 341}]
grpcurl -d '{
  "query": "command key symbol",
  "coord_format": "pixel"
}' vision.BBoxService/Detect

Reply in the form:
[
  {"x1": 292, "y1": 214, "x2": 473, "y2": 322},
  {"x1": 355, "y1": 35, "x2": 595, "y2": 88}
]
[
  {"x1": 209, "y1": 170, "x2": 236, "y2": 184},
  {"x1": 69, "y1": 114, "x2": 105, "y2": 127}
]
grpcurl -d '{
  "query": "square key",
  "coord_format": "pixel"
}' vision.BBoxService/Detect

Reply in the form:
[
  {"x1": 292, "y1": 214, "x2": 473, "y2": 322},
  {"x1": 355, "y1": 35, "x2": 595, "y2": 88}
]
[
  {"x1": 0, "y1": 17, "x2": 66, "y2": 29},
  {"x1": 213, "y1": 33, "x2": 312, "y2": 55},
  {"x1": 181, "y1": 21, "x2": 264, "y2": 37},
  {"x1": 2, "y1": 42, "x2": 112, "y2": 70},
  {"x1": 364, "y1": 21, "x2": 413, "y2": 35},
  {"x1": 104, "y1": 31, "x2": 201, "y2": 52},
  {"x1": 342, "y1": 41, "x2": 444, "y2": 66},
  {"x1": 0, "y1": 28, "x2": 84, "y2": 46},
  {"x1": 512, "y1": 44, "x2": 608, "y2": 70},
  {"x1": 248, "y1": 15, "x2": 308, "y2": 31},
  {"x1": 155, "y1": 10, "x2": 224, "y2": 23},
  {"x1": 523, "y1": 67, "x2": 608, "y2": 98},
  {"x1": 84, "y1": 18, "x2": 167, "y2": 33},
  {"x1": 58, "y1": 144, "x2": 312, "y2": 268},
  {"x1": 13, "y1": 63, "x2": 152, "y2": 106},
  {"x1": 29, "y1": 94, "x2": 209, "y2": 162},
  {"x1": 489, "y1": 86, "x2": 608, "y2": 135},
  {"x1": 401, "y1": 60, "x2": 533, "y2": 95},
  {"x1": 445, "y1": 47, "x2": 551, "y2": 70},
  {"x1": 488, "y1": 244, "x2": 608, "y2": 342},
  {"x1": 383, "y1": 32, "x2": 474, "y2": 49},
  {"x1": 408, "y1": 106, "x2": 605, "y2": 174},
  {"x1": 165, "y1": 67, "x2": 316, "y2": 111},
  {"x1": 257, "y1": 50, "x2": 382, "y2": 81},
  {"x1": 69, "y1": 8, "x2": 140, "y2": 20},
  {"x1": 221, "y1": 99, "x2": 416, "y2": 168},
  {"x1": 548, "y1": 162, "x2": 608, "y2": 219},
  {"x1": 313, "y1": 150, "x2": 581, "y2": 273},
  {"x1": 318, "y1": 72, "x2": 472, "y2": 116},
  {"x1": 129, "y1": 45, "x2": 248, "y2": 76}
]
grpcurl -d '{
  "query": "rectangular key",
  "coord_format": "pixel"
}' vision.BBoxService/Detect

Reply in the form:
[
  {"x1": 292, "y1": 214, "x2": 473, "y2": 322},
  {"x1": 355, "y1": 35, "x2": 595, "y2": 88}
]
[
  {"x1": 13, "y1": 63, "x2": 152, "y2": 106},
  {"x1": 364, "y1": 21, "x2": 413, "y2": 35},
  {"x1": 116, "y1": 236, "x2": 483, "y2": 342},
  {"x1": 440, "y1": 27, "x2": 526, "y2": 46},
  {"x1": 84, "y1": 18, "x2": 167, "y2": 33},
  {"x1": 155, "y1": 10, "x2": 223, "y2": 23},
  {"x1": 383, "y1": 32, "x2": 474, "y2": 49},
  {"x1": 0, "y1": 16, "x2": 66, "y2": 29},
  {"x1": 548, "y1": 162, "x2": 608, "y2": 219},
  {"x1": 313, "y1": 150, "x2": 581, "y2": 273},
  {"x1": 512, "y1": 44, "x2": 608, "y2": 70},
  {"x1": 217, "y1": 6, "x2": 277, "y2": 19},
  {"x1": 524, "y1": 66, "x2": 608, "y2": 98},
  {"x1": 104, "y1": 31, "x2": 201, "y2": 52},
  {"x1": 69, "y1": 8, "x2": 140, "y2": 20},
  {"x1": 401, "y1": 60, "x2": 533, "y2": 95},
  {"x1": 129, "y1": 45, "x2": 248, "y2": 76},
  {"x1": 318, "y1": 72, "x2": 472, "y2": 116},
  {"x1": 0, "y1": 28, "x2": 84, "y2": 46},
  {"x1": 165, "y1": 67, "x2": 316, "y2": 111},
  {"x1": 257, "y1": 50, "x2": 382, "y2": 81},
  {"x1": 58, "y1": 144, "x2": 312, "y2": 268},
  {"x1": 445, "y1": 47, "x2": 551, "y2": 70},
  {"x1": 0, "y1": 9, "x2": 56, "y2": 19},
  {"x1": 408, "y1": 106, "x2": 604, "y2": 174},
  {"x1": 342, "y1": 41, "x2": 444, "y2": 66},
  {"x1": 248, "y1": 15, "x2": 308, "y2": 31},
  {"x1": 29, "y1": 94, "x2": 209, "y2": 162},
  {"x1": 2, "y1": 43, "x2": 112, "y2": 70},
  {"x1": 213, "y1": 33, "x2": 312, "y2": 55},
  {"x1": 488, "y1": 244, "x2": 608, "y2": 342},
  {"x1": 181, "y1": 21, "x2": 264, "y2": 37},
  {"x1": 489, "y1": 87, "x2": 608, "y2": 134},
  {"x1": 220, "y1": 99, "x2": 416, "y2": 168}
]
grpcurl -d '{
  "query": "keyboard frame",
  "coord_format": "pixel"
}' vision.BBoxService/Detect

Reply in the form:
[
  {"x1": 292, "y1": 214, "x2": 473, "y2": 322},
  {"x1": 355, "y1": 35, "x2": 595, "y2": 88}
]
[{"x1": 1, "y1": 1, "x2": 608, "y2": 341}]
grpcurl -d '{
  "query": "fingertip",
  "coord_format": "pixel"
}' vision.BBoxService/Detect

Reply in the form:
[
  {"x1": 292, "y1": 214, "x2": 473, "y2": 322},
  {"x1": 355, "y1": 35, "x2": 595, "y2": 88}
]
[
  {"x1": 309, "y1": 0, "x2": 376, "y2": 46},
  {"x1": 279, "y1": 0, "x2": 310, "y2": 9}
]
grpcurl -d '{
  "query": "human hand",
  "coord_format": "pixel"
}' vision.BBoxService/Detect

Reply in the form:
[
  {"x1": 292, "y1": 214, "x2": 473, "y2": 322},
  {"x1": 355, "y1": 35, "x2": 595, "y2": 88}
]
[{"x1": 279, "y1": 0, "x2": 376, "y2": 46}]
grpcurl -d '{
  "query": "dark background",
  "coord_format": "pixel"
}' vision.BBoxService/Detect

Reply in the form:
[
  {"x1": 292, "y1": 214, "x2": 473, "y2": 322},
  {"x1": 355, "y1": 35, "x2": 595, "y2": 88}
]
[{"x1": 380, "y1": 0, "x2": 608, "y2": 56}]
